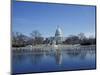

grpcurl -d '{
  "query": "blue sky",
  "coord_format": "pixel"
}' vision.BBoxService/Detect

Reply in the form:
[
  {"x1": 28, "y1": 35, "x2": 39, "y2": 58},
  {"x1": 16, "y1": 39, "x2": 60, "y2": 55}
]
[{"x1": 12, "y1": 1, "x2": 96, "y2": 37}]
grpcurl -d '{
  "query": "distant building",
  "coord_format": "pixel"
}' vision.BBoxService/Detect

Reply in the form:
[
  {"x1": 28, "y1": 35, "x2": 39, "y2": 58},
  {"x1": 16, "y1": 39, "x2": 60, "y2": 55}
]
[
  {"x1": 54, "y1": 26, "x2": 63, "y2": 44},
  {"x1": 46, "y1": 26, "x2": 63, "y2": 45}
]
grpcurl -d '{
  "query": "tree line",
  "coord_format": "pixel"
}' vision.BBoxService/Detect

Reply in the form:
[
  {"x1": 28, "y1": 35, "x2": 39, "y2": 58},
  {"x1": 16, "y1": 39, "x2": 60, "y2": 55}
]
[{"x1": 12, "y1": 31, "x2": 96, "y2": 47}]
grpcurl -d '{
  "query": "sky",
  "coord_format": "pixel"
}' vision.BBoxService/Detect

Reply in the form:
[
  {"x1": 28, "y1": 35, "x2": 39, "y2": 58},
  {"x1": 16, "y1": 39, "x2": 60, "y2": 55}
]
[{"x1": 12, "y1": 1, "x2": 96, "y2": 37}]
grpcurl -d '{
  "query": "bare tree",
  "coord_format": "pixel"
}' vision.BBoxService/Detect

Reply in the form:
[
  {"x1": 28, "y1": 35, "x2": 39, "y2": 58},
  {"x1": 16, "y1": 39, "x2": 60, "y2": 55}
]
[
  {"x1": 63, "y1": 35, "x2": 79, "y2": 45},
  {"x1": 12, "y1": 32, "x2": 29, "y2": 47},
  {"x1": 30, "y1": 30, "x2": 41, "y2": 38},
  {"x1": 78, "y1": 33, "x2": 86, "y2": 40},
  {"x1": 30, "y1": 30, "x2": 44, "y2": 45}
]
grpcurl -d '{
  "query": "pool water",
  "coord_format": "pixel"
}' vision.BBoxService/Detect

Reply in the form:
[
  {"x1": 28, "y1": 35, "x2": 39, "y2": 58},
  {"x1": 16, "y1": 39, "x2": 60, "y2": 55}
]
[{"x1": 12, "y1": 48, "x2": 96, "y2": 74}]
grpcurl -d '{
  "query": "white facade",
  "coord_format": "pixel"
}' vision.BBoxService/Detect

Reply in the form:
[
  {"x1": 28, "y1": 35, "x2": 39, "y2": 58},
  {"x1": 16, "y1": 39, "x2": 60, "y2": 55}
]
[{"x1": 54, "y1": 26, "x2": 63, "y2": 44}]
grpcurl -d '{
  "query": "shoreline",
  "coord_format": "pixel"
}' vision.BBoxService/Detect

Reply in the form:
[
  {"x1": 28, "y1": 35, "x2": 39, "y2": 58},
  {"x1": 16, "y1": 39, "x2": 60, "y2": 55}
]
[{"x1": 12, "y1": 45, "x2": 96, "y2": 51}]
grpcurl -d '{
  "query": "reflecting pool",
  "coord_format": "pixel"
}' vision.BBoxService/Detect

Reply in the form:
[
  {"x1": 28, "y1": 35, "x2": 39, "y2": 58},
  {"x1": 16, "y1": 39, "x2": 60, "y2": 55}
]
[{"x1": 12, "y1": 46, "x2": 96, "y2": 74}]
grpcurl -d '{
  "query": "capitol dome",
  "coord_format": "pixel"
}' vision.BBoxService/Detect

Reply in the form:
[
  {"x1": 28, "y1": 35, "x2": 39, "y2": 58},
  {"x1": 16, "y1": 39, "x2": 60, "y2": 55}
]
[
  {"x1": 54, "y1": 26, "x2": 63, "y2": 44},
  {"x1": 55, "y1": 26, "x2": 62, "y2": 37}
]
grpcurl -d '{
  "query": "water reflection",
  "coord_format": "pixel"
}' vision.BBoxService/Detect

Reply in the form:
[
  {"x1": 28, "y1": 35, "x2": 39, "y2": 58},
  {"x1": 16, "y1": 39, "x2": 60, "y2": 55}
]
[
  {"x1": 66, "y1": 49, "x2": 82, "y2": 58},
  {"x1": 79, "y1": 50, "x2": 87, "y2": 59},
  {"x1": 13, "y1": 52, "x2": 44, "y2": 65},
  {"x1": 55, "y1": 49, "x2": 62, "y2": 65},
  {"x1": 13, "y1": 46, "x2": 95, "y2": 66},
  {"x1": 12, "y1": 46, "x2": 96, "y2": 74},
  {"x1": 27, "y1": 53, "x2": 44, "y2": 65}
]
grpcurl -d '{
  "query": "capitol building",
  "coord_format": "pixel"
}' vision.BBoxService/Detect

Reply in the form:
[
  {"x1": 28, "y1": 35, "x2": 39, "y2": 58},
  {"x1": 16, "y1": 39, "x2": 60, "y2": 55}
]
[{"x1": 50, "y1": 26, "x2": 63, "y2": 45}]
